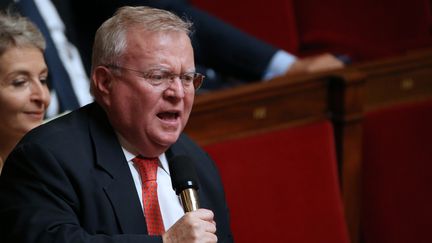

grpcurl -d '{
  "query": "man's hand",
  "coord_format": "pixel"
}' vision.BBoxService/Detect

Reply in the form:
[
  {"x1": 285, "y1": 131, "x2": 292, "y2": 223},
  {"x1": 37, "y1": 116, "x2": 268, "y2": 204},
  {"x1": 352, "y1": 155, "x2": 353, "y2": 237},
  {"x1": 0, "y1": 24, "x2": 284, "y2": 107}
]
[
  {"x1": 162, "y1": 209, "x2": 217, "y2": 243},
  {"x1": 287, "y1": 53, "x2": 345, "y2": 75}
]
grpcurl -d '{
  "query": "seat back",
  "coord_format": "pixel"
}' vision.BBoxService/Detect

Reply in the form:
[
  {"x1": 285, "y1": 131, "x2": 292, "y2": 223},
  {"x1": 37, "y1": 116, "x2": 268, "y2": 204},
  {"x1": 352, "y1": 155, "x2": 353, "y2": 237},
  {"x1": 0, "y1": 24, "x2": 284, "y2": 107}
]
[
  {"x1": 362, "y1": 99, "x2": 432, "y2": 243},
  {"x1": 204, "y1": 121, "x2": 350, "y2": 243},
  {"x1": 191, "y1": 0, "x2": 299, "y2": 52},
  {"x1": 294, "y1": 0, "x2": 432, "y2": 60}
]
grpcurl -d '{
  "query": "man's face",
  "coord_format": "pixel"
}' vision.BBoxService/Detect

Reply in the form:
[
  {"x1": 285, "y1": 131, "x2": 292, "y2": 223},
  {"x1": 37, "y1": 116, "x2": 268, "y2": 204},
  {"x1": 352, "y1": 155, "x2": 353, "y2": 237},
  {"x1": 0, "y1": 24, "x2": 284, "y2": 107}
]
[{"x1": 96, "y1": 29, "x2": 196, "y2": 157}]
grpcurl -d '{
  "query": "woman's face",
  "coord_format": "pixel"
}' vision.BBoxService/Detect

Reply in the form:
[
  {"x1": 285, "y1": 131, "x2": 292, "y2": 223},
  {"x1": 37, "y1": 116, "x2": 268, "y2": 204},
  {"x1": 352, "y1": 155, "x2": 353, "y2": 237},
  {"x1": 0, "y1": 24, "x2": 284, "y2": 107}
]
[{"x1": 0, "y1": 46, "x2": 50, "y2": 139}]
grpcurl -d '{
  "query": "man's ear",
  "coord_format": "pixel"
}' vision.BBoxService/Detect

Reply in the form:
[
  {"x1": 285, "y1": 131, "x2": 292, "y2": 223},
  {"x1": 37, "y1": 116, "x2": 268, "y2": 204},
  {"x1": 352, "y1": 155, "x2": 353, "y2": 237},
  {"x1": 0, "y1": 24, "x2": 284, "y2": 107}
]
[{"x1": 92, "y1": 66, "x2": 113, "y2": 107}]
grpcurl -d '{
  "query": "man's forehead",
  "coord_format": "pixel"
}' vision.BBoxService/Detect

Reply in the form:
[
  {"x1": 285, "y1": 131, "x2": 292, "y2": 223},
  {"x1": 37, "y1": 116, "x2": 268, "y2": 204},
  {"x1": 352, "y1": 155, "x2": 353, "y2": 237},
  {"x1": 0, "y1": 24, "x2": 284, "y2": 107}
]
[{"x1": 124, "y1": 30, "x2": 192, "y2": 53}]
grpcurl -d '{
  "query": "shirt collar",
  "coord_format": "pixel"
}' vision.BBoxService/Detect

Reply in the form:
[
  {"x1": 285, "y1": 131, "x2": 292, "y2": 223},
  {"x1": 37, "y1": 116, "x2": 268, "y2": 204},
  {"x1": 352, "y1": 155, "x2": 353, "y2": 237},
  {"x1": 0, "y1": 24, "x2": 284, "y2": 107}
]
[{"x1": 121, "y1": 146, "x2": 170, "y2": 175}]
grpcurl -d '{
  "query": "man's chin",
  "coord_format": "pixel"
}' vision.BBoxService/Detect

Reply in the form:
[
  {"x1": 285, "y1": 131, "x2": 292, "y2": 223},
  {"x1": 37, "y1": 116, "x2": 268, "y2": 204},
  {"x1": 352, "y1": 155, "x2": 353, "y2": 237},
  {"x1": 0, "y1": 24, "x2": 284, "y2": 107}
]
[{"x1": 155, "y1": 132, "x2": 181, "y2": 147}]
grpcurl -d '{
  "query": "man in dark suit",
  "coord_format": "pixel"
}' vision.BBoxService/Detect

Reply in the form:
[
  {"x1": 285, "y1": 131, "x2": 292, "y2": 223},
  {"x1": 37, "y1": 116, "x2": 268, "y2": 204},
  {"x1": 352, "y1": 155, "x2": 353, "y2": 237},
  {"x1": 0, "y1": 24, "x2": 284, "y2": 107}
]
[
  {"x1": 0, "y1": 6, "x2": 232, "y2": 243},
  {"x1": 69, "y1": 0, "x2": 344, "y2": 89}
]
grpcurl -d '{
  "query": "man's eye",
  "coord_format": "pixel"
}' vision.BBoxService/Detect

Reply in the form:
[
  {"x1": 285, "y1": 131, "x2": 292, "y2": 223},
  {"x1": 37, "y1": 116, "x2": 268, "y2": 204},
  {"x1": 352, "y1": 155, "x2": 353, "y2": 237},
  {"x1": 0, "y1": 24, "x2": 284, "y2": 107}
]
[
  {"x1": 149, "y1": 74, "x2": 164, "y2": 80},
  {"x1": 181, "y1": 74, "x2": 195, "y2": 83},
  {"x1": 148, "y1": 71, "x2": 171, "y2": 80}
]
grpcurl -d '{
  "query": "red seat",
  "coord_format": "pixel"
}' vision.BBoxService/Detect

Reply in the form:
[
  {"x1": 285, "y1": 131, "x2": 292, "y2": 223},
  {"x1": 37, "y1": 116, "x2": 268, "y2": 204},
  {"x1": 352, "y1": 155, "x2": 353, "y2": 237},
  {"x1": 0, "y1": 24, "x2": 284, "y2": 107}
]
[
  {"x1": 362, "y1": 99, "x2": 432, "y2": 243},
  {"x1": 204, "y1": 121, "x2": 350, "y2": 243},
  {"x1": 294, "y1": 0, "x2": 432, "y2": 61},
  {"x1": 193, "y1": 0, "x2": 432, "y2": 61},
  {"x1": 191, "y1": 0, "x2": 299, "y2": 53}
]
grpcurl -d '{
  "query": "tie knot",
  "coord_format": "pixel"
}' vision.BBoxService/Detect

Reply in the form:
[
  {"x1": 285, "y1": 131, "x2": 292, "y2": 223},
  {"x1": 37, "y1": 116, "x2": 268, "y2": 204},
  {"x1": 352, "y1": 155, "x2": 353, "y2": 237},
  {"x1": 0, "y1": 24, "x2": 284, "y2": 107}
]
[{"x1": 133, "y1": 156, "x2": 159, "y2": 181}]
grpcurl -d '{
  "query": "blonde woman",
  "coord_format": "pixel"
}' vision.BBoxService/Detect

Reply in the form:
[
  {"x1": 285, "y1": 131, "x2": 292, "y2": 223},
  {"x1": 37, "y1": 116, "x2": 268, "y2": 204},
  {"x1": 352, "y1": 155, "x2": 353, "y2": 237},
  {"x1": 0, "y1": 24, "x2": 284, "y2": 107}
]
[{"x1": 0, "y1": 11, "x2": 50, "y2": 172}]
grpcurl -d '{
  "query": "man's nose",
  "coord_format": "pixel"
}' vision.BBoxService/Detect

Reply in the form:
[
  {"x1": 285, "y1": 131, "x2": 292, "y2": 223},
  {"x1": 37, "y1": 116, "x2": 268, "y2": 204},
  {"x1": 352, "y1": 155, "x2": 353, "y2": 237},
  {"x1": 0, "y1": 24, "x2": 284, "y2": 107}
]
[{"x1": 165, "y1": 76, "x2": 186, "y2": 98}]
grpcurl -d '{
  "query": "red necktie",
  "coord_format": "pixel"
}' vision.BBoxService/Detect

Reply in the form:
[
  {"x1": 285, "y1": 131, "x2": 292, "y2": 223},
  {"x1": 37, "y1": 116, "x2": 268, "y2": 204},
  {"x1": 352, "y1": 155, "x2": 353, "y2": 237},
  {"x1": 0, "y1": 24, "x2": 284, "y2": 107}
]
[{"x1": 133, "y1": 156, "x2": 165, "y2": 235}]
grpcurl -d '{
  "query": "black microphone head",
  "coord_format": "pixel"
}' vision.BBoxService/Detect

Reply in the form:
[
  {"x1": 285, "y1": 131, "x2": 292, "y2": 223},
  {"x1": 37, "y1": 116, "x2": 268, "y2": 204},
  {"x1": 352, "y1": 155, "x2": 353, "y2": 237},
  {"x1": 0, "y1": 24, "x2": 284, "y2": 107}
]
[{"x1": 169, "y1": 155, "x2": 199, "y2": 195}]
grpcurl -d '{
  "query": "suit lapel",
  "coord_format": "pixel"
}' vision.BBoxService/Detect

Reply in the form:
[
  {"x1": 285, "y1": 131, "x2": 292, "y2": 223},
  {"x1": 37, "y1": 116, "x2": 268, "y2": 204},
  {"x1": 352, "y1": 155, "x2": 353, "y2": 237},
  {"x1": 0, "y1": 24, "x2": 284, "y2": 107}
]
[{"x1": 87, "y1": 103, "x2": 147, "y2": 234}]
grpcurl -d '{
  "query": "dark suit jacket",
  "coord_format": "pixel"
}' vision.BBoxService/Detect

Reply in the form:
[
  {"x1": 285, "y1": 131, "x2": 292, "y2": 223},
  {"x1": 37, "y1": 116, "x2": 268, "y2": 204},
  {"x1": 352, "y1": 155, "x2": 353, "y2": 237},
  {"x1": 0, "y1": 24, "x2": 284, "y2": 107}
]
[{"x1": 0, "y1": 103, "x2": 233, "y2": 243}]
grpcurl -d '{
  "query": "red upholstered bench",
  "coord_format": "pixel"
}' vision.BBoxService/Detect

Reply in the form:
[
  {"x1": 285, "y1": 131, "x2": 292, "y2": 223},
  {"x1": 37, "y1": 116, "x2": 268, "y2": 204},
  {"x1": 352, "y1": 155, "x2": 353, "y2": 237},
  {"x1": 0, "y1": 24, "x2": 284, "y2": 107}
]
[
  {"x1": 362, "y1": 99, "x2": 432, "y2": 243},
  {"x1": 204, "y1": 120, "x2": 350, "y2": 243},
  {"x1": 294, "y1": 0, "x2": 432, "y2": 61}
]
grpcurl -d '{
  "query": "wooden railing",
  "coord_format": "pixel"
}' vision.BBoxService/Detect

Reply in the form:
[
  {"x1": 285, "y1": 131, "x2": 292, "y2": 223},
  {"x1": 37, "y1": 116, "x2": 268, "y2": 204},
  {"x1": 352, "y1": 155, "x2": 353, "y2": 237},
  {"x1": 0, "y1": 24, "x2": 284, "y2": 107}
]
[{"x1": 186, "y1": 72, "x2": 332, "y2": 145}]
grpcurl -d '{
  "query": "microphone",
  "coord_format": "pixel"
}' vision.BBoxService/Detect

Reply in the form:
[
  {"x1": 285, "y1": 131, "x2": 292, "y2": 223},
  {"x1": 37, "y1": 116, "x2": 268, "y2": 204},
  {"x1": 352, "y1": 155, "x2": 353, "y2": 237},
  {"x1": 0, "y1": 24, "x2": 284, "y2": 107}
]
[{"x1": 169, "y1": 155, "x2": 200, "y2": 212}]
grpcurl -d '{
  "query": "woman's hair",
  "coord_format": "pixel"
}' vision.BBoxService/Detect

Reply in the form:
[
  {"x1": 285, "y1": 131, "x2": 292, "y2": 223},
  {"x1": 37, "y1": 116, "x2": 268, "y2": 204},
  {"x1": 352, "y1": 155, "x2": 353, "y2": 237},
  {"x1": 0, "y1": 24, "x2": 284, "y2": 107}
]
[
  {"x1": 91, "y1": 6, "x2": 193, "y2": 70},
  {"x1": 0, "y1": 10, "x2": 46, "y2": 56}
]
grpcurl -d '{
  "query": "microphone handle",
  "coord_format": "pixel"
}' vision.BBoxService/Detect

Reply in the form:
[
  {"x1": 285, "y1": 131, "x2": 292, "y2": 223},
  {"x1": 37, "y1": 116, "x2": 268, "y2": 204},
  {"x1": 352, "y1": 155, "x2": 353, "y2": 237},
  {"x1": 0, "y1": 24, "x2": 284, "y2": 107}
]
[{"x1": 180, "y1": 188, "x2": 200, "y2": 212}]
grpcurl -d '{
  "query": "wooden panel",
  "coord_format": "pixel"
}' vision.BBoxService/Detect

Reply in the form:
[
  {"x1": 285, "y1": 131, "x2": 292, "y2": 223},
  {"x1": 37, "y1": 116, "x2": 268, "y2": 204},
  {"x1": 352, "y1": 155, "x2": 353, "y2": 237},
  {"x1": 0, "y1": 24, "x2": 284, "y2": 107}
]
[
  {"x1": 365, "y1": 66, "x2": 432, "y2": 109},
  {"x1": 328, "y1": 71, "x2": 365, "y2": 243},
  {"x1": 354, "y1": 48, "x2": 432, "y2": 110},
  {"x1": 185, "y1": 74, "x2": 330, "y2": 145}
]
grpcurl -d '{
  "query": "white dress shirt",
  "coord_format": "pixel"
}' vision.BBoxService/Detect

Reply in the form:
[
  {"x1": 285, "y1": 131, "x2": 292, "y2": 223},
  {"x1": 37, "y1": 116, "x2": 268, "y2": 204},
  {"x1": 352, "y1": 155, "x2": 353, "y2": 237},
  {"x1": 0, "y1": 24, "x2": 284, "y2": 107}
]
[
  {"x1": 262, "y1": 50, "x2": 297, "y2": 80},
  {"x1": 121, "y1": 148, "x2": 185, "y2": 231}
]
